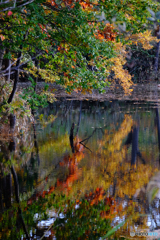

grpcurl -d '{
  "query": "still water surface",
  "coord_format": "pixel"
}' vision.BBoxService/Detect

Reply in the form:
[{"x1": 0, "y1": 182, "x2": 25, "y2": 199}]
[{"x1": 1, "y1": 100, "x2": 160, "y2": 239}]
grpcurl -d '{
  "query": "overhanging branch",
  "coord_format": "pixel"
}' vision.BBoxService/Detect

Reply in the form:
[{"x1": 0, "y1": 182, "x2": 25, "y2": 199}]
[{"x1": 0, "y1": 0, "x2": 35, "y2": 12}]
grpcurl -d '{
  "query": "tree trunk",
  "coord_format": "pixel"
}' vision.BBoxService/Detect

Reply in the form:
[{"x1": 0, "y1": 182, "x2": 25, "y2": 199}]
[
  {"x1": 155, "y1": 108, "x2": 160, "y2": 167},
  {"x1": 131, "y1": 127, "x2": 139, "y2": 166},
  {"x1": 7, "y1": 51, "x2": 22, "y2": 103},
  {"x1": 7, "y1": 31, "x2": 28, "y2": 103},
  {"x1": 70, "y1": 123, "x2": 75, "y2": 153},
  {"x1": 11, "y1": 166, "x2": 29, "y2": 239},
  {"x1": 0, "y1": 48, "x2": 5, "y2": 71},
  {"x1": 155, "y1": 108, "x2": 160, "y2": 151}
]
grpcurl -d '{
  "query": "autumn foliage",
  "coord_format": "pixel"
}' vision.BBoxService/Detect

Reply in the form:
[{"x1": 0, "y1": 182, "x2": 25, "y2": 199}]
[
  {"x1": 95, "y1": 23, "x2": 117, "y2": 41},
  {"x1": 48, "y1": 0, "x2": 94, "y2": 9},
  {"x1": 57, "y1": 137, "x2": 84, "y2": 192},
  {"x1": 0, "y1": 0, "x2": 158, "y2": 101}
]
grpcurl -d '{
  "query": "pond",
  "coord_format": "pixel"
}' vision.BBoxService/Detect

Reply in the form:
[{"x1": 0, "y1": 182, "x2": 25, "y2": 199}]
[{"x1": 1, "y1": 99, "x2": 160, "y2": 239}]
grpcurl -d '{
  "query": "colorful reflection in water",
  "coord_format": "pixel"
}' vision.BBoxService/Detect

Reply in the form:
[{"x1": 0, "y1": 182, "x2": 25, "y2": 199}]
[{"x1": 1, "y1": 100, "x2": 160, "y2": 239}]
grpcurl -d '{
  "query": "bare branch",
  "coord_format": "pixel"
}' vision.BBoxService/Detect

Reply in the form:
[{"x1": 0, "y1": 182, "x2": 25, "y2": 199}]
[
  {"x1": 0, "y1": 51, "x2": 43, "y2": 77},
  {"x1": 0, "y1": 0, "x2": 35, "y2": 12}
]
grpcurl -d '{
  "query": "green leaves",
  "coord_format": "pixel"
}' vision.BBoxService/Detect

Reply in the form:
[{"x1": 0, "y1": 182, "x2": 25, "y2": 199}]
[
  {"x1": 0, "y1": 0, "x2": 159, "y2": 98},
  {"x1": 3, "y1": 52, "x2": 11, "y2": 59},
  {"x1": 101, "y1": 219, "x2": 128, "y2": 239},
  {"x1": 21, "y1": 77, "x2": 48, "y2": 110}
]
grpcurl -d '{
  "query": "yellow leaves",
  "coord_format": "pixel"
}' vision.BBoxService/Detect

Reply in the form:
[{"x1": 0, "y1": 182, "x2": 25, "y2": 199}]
[
  {"x1": 44, "y1": 92, "x2": 56, "y2": 103},
  {"x1": 10, "y1": 99, "x2": 24, "y2": 110},
  {"x1": 107, "y1": 42, "x2": 133, "y2": 94},
  {"x1": 38, "y1": 114, "x2": 56, "y2": 128},
  {"x1": 117, "y1": 164, "x2": 158, "y2": 198},
  {"x1": 39, "y1": 133, "x2": 70, "y2": 155},
  {"x1": 126, "y1": 30, "x2": 159, "y2": 50},
  {"x1": 66, "y1": 115, "x2": 134, "y2": 199},
  {"x1": 125, "y1": 13, "x2": 136, "y2": 21},
  {"x1": 105, "y1": 30, "x2": 158, "y2": 94},
  {"x1": 28, "y1": 66, "x2": 60, "y2": 83},
  {"x1": 39, "y1": 69, "x2": 57, "y2": 82},
  {"x1": 80, "y1": 1, "x2": 94, "y2": 12},
  {"x1": 98, "y1": 115, "x2": 133, "y2": 177}
]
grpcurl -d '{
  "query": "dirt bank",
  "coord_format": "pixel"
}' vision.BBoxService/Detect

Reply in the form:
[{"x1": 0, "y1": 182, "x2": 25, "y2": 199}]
[{"x1": 17, "y1": 82, "x2": 160, "y2": 102}]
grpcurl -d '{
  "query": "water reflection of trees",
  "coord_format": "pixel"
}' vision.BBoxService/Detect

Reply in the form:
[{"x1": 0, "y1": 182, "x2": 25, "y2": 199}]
[
  {"x1": 0, "y1": 110, "x2": 42, "y2": 239},
  {"x1": 36, "y1": 101, "x2": 160, "y2": 238},
  {"x1": 1, "y1": 101, "x2": 160, "y2": 239}
]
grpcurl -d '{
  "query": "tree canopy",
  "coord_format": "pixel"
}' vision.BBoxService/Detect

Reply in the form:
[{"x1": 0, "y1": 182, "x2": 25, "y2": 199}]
[{"x1": 0, "y1": 0, "x2": 159, "y2": 103}]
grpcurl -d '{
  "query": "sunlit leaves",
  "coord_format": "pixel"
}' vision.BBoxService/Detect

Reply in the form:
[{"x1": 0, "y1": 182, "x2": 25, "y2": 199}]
[{"x1": 126, "y1": 30, "x2": 159, "y2": 50}]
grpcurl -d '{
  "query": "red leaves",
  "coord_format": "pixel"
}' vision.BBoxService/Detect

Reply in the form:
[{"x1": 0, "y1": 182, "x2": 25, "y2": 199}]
[
  {"x1": 64, "y1": 72, "x2": 68, "y2": 77},
  {"x1": 104, "y1": 196, "x2": 113, "y2": 206},
  {"x1": 7, "y1": 11, "x2": 13, "y2": 16}
]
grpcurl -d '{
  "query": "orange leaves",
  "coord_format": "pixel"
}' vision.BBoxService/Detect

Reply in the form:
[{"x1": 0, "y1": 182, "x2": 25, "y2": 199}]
[
  {"x1": 46, "y1": 0, "x2": 59, "y2": 8},
  {"x1": 100, "y1": 197, "x2": 122, "y2": 220},
  {"x1": 0, "y1": 35, "x2": 5, "y2": 41},
  {"x1": 47, "y1": 0, "x2": 75, "y2": 8},
  {"x1": 80, "y1": 1, "x2": 93, "y2": 10},
  {"x1": 74, "y1": 137, "x2": 84, "y2": 153},
  {"x1": 56, "y1": 167, "x2": 82, "y2": 191},
  {"x1": 46, "y1": 0, "x2": 94, "y2": 10},
  {"x1": 85, "y1": 188, "x2": 105, "y2": 205},
  {"x1": 50, "y1": 0, "x2": 58, "y2": 7},
  {"x1": 56, "y1": 136, "x2": 84, "y2": 193},
  {"x1": 38, "y1": 23, "x2": 51, "y2": 38},
  {"x1": 95, "y1": 23, "x2": 117, "y2": 42},
  {"x1": 57, "y1": 44, "x2": 68, "y2": 54}
]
